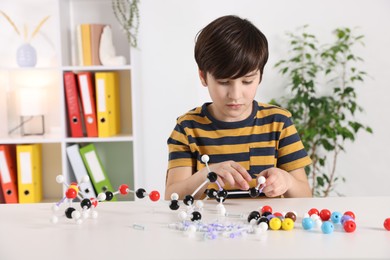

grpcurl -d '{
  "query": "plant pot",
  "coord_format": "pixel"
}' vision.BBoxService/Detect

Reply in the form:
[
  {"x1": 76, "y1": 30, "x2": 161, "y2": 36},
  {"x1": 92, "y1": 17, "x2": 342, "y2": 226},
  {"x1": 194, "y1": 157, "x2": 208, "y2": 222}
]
[{"x1": 16, "y1": 43, "x2": 37, "y2": 67}]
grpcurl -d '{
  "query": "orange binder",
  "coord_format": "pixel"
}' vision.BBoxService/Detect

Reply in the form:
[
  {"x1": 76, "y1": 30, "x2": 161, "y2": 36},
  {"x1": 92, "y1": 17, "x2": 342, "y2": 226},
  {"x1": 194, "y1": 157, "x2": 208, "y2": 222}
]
[
  {"x1": 64, "y1": 71, "x2": 84, "y2": 137},
  {"x1": 0, "y1": 145, "x2": 18, "y2": 203},
  {"x1": 77, "y1": 71, "x2": 98, "y2": 137}
]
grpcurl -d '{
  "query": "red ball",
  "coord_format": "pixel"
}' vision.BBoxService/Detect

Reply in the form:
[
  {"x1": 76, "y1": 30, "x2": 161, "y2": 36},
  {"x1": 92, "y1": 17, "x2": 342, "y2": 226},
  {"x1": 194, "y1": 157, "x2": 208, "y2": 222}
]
[
  {"x1": 308, "y1": 208, "x2": 319, "y2": 216},
  {"x1": 274, "y1": 212, "x2": 283, "y2": 218},
  {"x1": 344, "y1": 211, "x2": 356, "y2": 220},
  {"x1": 149, "y1": 190, "x2": 160, "y2": 202},
  {"x1": 65, "y1": 188, "x2": 77, "y2": 199},
  {"x1": 384, "y1": 218, "x2": 390, "y2": 231},
  {"x1": 261, "y1": 205, "x2": 273, "y2": 214},
  {"x1": 319, "y1": 209, "x2": 331, "y2": 221},
  {"x1": 343, "y1": 220, "x2": 356, "y2": 233},
  {"x1": 90, "y1": 198, "x2": 98, "y2": 208},
  {"x1": 119, "y1": 184, "x2": 129, "y2": 195}
]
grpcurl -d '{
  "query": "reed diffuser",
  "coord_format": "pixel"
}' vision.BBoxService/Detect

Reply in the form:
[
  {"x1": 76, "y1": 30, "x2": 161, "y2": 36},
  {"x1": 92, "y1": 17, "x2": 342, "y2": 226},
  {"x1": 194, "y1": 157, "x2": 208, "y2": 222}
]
[{"x1": 0, "y1": 10, "x2": 50, "y2": 67}]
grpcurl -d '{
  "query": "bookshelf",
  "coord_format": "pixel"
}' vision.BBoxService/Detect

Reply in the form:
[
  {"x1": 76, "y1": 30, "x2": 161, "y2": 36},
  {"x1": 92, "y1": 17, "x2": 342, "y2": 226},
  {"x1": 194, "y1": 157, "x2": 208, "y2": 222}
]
[{"x1": 0, "y1": 0, "x2": 139, "y2": 201}]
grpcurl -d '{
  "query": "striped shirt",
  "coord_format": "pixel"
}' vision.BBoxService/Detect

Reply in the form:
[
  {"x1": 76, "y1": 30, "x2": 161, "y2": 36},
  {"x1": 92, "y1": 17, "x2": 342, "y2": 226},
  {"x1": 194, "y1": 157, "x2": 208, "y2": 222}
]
[{"x1": 167, "y1": 101, "x2": 312, "y2": 194}]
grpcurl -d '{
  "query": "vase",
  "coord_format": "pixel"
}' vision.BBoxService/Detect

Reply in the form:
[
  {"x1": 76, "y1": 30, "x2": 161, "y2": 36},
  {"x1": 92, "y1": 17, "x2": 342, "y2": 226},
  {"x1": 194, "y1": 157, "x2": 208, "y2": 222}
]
[{"x1": 16, "y1": 43, "x2": 37, "y2": 67}]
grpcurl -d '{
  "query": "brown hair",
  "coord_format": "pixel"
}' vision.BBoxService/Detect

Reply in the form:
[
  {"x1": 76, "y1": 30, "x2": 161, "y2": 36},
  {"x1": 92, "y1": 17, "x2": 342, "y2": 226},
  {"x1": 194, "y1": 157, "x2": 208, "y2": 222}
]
[{"x1": 194, "y1": 15, "x2": 269, "y2": 81}]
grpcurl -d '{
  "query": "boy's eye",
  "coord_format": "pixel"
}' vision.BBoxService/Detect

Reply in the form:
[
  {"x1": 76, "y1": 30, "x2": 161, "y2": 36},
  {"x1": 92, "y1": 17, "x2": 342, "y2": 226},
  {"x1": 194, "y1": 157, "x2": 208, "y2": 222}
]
[
  {"x1": 243, "y1": 81, "x2": 253, "y2": 85},
  {"x1": 217, "y1": 81, "x2": 230, "y2": 85}
]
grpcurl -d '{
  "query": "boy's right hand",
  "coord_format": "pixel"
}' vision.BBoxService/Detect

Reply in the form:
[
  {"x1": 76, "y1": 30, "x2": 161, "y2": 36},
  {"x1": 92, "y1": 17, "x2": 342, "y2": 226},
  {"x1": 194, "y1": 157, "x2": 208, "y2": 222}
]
[{"x1": 208, "y1": 161, "x2": 252, "y2": 190}]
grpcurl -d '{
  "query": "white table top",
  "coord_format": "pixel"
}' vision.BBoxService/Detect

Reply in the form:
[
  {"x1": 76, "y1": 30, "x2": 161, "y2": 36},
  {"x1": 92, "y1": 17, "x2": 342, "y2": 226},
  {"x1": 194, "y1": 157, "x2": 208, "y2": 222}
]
[{"x1": 0, "y1": 196, "x2": 389, "y2": 260}]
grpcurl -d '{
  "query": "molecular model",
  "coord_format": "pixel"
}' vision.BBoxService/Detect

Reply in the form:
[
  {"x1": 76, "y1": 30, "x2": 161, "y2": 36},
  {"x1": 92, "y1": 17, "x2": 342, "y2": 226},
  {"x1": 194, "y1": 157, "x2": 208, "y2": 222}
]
[
  {"x1": 301, "y1": 208, "x2": 356, "y2": 234},
  {"x1": 51, "y1": 175, "x2": 98, "y2": 224},
  {"x1": 168, "y1": 154, "x2": 266, "y2": 221},
  {"x1": 97, "y1": 183, "x2": 160, "y2": 202}
]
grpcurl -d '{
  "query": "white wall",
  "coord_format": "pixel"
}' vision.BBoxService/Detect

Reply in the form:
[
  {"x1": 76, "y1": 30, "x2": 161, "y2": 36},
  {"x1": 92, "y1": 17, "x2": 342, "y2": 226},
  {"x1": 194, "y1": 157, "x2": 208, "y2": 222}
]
[{"x1": 135, "y1": 0, "x2": 390, "y2": 197}]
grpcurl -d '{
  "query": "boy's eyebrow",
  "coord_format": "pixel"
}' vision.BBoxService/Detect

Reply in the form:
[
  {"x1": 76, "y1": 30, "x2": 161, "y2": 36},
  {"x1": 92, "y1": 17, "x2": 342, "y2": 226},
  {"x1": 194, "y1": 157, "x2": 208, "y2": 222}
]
[{"x1": 244, "y1": 71, "x2": 259, "y2": 77}]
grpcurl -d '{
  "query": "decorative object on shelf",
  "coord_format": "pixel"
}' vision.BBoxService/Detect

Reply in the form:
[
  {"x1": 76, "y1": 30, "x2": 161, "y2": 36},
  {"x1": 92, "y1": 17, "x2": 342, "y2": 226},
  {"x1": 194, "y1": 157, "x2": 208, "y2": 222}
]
[
  {"x1": 99, "y1": 25, "x2": 126, "y2": 66},
  {"x1": 111, "y1": 0, "x2": 140, "y2": 48},
  {"x1": 270, "y1": 25, "x2": 373, "y2": 197},
  {"x1": 8, "y1": 71, "x2": 49, "y2": 136},
  {"x1": 0, "y1": 10, "x2": 50, "y2": 67}
]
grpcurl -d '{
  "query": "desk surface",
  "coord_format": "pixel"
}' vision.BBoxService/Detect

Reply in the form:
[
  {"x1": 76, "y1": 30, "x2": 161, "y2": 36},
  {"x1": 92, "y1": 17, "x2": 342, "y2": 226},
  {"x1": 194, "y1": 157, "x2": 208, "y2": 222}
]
[{"x1": 0, "y1": 196, "x2": 389, "y2": 260}]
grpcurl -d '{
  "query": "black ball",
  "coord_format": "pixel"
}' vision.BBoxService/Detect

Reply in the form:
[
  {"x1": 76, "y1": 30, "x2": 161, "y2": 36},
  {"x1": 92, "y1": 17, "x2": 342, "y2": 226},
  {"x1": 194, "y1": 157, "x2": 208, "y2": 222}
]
[
  {"x1": 262, "y1": 211, "x2": 272, "y2": 218},
  {"x1": 136, "y1": 188, "x2": 146, "y2": 199},
  {"x1": 65, "y1": 207, "x2": 76, "y2": 219},
  {"x1": 169, "y1": 200, "x2": 180, "y2": 210},
  {"x1": 247, "y1": 210, "x2": 261, "y2": 223},
  {"x1": 80, "y1": 198, "x2": 92, "y2": 209},
  {"x1": 105, "y1": 191, "x2": 114, "y2": 201},
  {"x1": 249, "y1": 187, "x2": 260, "y2": 198},
  {"x1": 191, "y1": 211, "x2": 202, "y2": 221},
  {"x1": 257, "y1": 216, "x2": 269, "y2": 225},
  {"x1": 207, "y1": 172, "x2": 218, "y2": 183},
  {"x1": 183, "y1": 195, "x2": 194, "y2": 206},
  {"x1": 206, "y1": 188, "x2": 217, "y2": 198}
]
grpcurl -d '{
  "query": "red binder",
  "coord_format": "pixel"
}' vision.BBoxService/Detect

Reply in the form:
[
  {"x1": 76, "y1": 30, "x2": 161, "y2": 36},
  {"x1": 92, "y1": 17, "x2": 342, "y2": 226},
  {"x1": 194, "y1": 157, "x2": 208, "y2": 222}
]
[
  {"x1": 64, "y1": 72, "x2": 84, "y2": 137},
  {"x1": 0, "y1": 145, "x2": 18, "y2": 203},
  {"x1": 77, "y1": 71, "x2": 98, "y2": 137}
]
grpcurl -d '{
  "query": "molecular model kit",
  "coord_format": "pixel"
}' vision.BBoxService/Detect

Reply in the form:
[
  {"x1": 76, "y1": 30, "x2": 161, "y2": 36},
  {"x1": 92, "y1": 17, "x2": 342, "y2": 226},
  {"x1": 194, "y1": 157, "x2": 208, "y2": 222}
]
[{"x1": 50, "y1": 174, "x2": 160, "y2": 224}]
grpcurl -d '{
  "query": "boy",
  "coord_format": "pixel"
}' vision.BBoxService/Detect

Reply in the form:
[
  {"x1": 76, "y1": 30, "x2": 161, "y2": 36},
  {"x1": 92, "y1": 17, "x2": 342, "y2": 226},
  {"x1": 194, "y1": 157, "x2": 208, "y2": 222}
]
[{"x1": 165, "y1": 15, "x2": 312, "y2": 200}]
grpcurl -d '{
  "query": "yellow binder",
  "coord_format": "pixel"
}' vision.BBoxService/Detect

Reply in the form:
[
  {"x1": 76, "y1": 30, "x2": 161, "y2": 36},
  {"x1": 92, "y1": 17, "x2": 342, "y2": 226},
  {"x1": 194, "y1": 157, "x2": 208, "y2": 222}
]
[
  {"x1": 95, "y1": 71, "x2": 121, "y2": 137},
  {"x1": 16, "y1": 144, "x2": 42, "y2": 203},
  {"x1": 80, "y1": 23, "x2": 92, "y2": 66}
]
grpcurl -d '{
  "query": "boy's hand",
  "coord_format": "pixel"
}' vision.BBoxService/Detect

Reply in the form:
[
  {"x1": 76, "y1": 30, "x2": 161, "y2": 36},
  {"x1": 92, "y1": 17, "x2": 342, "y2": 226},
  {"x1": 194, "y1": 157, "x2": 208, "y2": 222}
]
[
  {"x1": 258, "y1": 167, "x2": 292, "y2": 197},
  {"x1": 209, "y1": 161, "x2": 252, "y2": 190}
]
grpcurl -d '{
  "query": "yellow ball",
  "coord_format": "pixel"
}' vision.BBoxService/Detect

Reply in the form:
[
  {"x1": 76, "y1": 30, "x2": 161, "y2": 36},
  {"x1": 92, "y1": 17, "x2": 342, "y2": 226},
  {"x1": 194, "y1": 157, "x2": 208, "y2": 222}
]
[
  {"x1": 281, "y1": 218, "x2": 295, "y2": 231},
  {"x1": 269, "y1": 217, "x2": 282, "y2": 230}
]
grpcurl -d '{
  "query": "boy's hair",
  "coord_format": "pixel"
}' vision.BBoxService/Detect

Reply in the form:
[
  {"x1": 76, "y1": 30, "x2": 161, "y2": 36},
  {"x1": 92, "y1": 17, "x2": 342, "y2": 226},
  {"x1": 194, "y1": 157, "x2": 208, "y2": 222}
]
[{"x1": 194, "y1": 15, "x2": 269, "y2": 81}]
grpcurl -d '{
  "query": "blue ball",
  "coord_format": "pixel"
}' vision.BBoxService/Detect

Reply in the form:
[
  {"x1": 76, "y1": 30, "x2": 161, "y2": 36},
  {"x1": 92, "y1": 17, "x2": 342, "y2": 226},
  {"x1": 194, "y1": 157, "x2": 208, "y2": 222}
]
[
  {"x1": 331, "y1": 211, "x2": 342, "y2": 224},
  {"x1": 321, "y1": 221, "x2": 334, "y2": 234},
  {"x1": 302, "y1": 217, "x2": 314, "y2": 230}
]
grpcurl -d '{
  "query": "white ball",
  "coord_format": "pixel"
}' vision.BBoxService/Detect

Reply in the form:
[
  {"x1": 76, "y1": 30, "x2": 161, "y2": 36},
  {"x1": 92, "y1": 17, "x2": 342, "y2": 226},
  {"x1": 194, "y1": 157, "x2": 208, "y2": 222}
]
[
  {"x1": 258, "y1": 221, "x2": 269, "y2": 231},
  {"x1": 52, "y1": 204, "x2": 60, "y2": 212},
  {"x1": 201, "y1": 154, "x2": 209, "y2": 163},
  {"x1": 171, "y1": 193, "x2": 179, "y2": 200},
  {"x1": 97, "y1": 192, "x2": 106, "y2": 201},
  {"x1": 71, "y1": 210, "x2": 81, "y2": 220},
  {"x1": 195, "y1": 200, "x2": 204, "y2": 209},
  {"x1": 56, "y1": 175, "x2": 64, "y2": 184},
  {"x1": 216, "y1": 203, "x2": 226, "y2": 216},
  {"x1": 178, "y1": 211, "x2": 187, "y2": 221},
  {"x1": 258, "y1": 176, "x2": 266, "y2": 184},
  {"x1": 81, "y1": 175, "x2": 90, "y2": 184}
]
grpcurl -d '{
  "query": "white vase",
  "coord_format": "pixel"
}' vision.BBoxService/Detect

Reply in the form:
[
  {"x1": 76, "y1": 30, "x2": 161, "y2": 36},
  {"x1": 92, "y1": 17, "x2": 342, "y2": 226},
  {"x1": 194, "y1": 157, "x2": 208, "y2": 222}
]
[{"x1": 16, "y1": 43, "x2": 37, "y2": 67}]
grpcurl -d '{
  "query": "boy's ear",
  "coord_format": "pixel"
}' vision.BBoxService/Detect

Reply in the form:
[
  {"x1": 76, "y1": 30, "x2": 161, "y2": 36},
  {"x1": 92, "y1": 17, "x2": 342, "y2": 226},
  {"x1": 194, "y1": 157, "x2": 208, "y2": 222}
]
[{"x1": 198, "y1": 69, "x2": 207, "y2": 86}]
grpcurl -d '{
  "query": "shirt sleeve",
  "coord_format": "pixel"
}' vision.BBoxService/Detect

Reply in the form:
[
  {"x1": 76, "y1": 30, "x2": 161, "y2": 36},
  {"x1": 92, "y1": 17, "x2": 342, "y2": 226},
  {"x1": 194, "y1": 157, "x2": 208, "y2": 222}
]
[
  {"x1": 276, "y1": 116, "x2": 312, "y2": 172},
  {"x1": 167, "y1": 122, "x2": 196, "y2": 170}
]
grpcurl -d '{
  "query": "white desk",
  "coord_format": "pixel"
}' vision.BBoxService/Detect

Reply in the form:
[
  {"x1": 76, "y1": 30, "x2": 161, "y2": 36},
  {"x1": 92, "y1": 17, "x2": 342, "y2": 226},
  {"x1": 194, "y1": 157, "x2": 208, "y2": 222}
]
[{"x1": 0, "y1": 196, "x2": 389, "y2": 260}]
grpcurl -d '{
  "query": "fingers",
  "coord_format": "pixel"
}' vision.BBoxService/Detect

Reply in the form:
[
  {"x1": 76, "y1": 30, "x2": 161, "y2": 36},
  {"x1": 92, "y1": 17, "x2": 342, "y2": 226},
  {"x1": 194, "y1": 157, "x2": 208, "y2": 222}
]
[
  {"x1": 211, "y1": 161, "x2": 251, "y2": 190},
  {"x1": 258, "y1": 168, "x2": 290, "y2": 197}
]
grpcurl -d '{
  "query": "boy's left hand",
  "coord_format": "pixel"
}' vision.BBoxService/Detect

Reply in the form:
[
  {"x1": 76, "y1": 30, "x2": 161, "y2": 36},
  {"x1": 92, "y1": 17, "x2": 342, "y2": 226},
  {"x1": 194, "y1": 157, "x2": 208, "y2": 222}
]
[{"x1": 258, "y1": 167, "x2": 292, "y2": 197}]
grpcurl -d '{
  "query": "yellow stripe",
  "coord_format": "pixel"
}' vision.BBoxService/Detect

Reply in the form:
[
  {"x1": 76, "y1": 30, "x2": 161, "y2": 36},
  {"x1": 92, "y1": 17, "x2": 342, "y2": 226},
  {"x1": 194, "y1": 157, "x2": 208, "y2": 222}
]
[
  {"x1": 168, "y1": 158, "x2": 195, "y2": 169},
  {"x1": 185, "y1": 123, "x2": 284, "y2": 139},
  {"x1": 279, "y1": 157, "x2": 312, "y2": 172},
  {"x1": 170, "y1": 130, "x2": 189, "y2": 146},
  {"x1": 278, "y1": 142, "x2": 305, "y2": 157}
]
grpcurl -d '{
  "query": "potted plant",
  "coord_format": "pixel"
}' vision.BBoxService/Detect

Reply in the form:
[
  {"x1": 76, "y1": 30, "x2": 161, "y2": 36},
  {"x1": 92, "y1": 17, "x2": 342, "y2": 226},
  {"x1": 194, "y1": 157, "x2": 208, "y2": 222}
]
[{"x1": 271, "y1": 25, "x2": 372, "y2": 197}]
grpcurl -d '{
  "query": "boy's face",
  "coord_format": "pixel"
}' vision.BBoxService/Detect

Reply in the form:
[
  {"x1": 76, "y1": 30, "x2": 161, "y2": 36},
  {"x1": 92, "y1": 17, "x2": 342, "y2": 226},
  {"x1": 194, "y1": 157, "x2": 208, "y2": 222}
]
[{"x1": 199, "y1": 69, "x2": 260, "y2": 122}]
